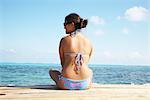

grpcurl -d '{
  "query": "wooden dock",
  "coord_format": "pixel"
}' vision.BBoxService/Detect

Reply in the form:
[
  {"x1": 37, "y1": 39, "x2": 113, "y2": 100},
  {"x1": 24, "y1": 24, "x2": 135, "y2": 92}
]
[{"x1": 0, "y1": 83, "x2": 150, "y2": 100}]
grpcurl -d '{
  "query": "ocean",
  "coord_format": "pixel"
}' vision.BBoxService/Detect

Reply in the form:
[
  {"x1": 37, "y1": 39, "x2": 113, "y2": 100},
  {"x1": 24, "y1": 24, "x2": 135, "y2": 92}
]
[{"x1": 0, "y1": 63, "x2": 150, "y2": 86}]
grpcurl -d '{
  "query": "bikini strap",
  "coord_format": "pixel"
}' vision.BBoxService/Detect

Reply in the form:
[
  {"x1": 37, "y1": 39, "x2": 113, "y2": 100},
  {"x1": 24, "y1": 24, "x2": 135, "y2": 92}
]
[
  {"x1": 74, "y1": 53, "x2": 84, "y2": 73},
  {"x1": 70, "y1": 29, "x2": 81, "y2": 37},
  {"x1": 75, "y1": 53, "x2": 83, "y2": 66}
]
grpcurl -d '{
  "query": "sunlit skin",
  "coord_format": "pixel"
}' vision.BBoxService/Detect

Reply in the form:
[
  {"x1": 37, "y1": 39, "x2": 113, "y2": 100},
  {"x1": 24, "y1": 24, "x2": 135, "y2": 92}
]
[{"x1": 49, "y1": 22, "x2": 93, "y2": 89}]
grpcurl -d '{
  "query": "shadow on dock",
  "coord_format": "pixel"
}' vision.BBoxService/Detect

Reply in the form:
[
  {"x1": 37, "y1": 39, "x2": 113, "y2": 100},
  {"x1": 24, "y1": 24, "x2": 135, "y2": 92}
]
[{"x1": 3, "y1": 85, "x2": 59, "y2": 90}]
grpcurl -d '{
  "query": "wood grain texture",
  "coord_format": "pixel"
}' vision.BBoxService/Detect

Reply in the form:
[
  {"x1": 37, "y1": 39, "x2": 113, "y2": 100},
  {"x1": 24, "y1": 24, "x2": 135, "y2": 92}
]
[{"x1": 0, "y1": 83, "x2": 150, "y2": 100}]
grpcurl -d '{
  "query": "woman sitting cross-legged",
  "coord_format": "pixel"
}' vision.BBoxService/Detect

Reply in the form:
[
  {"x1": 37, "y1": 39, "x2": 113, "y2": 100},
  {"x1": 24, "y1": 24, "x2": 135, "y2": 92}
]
[{"x1": 49, "y1": 13, "x2": 93, "y2": 90}]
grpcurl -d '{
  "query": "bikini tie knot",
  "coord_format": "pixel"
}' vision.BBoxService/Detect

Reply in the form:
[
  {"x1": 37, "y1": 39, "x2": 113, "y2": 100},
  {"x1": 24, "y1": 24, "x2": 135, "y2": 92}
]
[{"x1": 74, "y1": 53, "x2": 84, "y2": 73}]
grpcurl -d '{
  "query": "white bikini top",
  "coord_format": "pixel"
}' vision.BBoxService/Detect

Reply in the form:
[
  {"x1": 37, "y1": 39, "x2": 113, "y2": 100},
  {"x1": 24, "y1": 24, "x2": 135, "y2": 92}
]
[
  {"x1": 64, "y1": 52, "x2": 89, "y2": 74},
  {"x1": 65, "y1": 29, "x2": 87, "y2": 73}
]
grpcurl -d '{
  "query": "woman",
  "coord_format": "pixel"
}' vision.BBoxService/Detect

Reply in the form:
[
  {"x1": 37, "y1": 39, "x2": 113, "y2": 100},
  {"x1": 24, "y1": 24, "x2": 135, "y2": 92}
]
[{"x1": 49, "y1": 13, "x2": 93, "y2": 90}]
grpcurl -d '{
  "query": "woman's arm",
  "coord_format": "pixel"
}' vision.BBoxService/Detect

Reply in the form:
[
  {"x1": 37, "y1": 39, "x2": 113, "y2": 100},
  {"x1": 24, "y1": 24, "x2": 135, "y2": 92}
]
[
  {"x1": 89, "y1": 47, "x2": 93, "y2": 59},
  {"x1": 89, "y1": 42, "x2": 93, "y2": 59},
  {"x1": 59, "y1": 38, "x2": 65, "y2": 67}
]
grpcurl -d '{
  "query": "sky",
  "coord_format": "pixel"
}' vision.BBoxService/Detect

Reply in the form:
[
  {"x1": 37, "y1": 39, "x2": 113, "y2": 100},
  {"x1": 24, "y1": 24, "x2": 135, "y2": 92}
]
[{"x1": 0, "y1": 0, "x2": 150, "y2": 65}]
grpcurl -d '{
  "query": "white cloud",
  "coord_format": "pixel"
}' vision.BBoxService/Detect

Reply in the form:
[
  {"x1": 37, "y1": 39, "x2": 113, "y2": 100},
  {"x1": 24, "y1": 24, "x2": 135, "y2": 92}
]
[
  {"x1": 95, "y1": 29, "x2": 105, "y2": 36},
  {"x1": 8, "y1": 49, "x2": 16, "y2": 54},
  {"x1": 0, "y1": 49, "x2": 16, "y2": 54},
  {"x1": 90, "y1": 16, "x2": 105, "y2": 25},
  {"x1": 122, "y1": 28, "x2": 129, "y2": 35},
  {"x1": 129, "y1": 51, "x2": 143, "y2": 59},
  {"x1": 90, "y1": 50, "x2": 149, "y2": 65},
  {"x1": 124, "y1": 6, "x2": 150, "y2": 22},
  {"x1": 103, "y1": 51, "x2": 113, "y2": 59},
  {"x1": 117, "y1": 16, "x2": 122, "y2": 20}
]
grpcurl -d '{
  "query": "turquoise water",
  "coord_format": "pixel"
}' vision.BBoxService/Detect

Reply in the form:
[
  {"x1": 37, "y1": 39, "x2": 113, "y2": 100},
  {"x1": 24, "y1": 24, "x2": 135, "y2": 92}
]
[{"x1": 0, "y1": 63, "x2": 150, "y2": 86}]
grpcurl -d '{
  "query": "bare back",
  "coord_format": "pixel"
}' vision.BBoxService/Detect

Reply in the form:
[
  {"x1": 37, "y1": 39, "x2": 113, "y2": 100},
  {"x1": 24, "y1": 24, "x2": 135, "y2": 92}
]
[{"x1": 59, "y1": 32, "x2": 93, "y2": 80}]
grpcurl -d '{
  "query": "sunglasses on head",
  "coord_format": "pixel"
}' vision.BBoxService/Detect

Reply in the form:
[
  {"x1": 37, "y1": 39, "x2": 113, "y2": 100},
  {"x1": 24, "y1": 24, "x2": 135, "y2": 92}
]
[{"x1": 64, "y1": 21, "x2": 73, "y2": 26}]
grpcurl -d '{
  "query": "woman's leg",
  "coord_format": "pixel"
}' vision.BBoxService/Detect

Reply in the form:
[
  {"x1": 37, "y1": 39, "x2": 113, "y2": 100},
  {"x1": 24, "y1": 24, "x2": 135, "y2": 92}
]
[
  {"x1": 49, "y1": 69, "x2": 66, "y2": 89},
  {"x1": 49, "y1": 69, "x2": 61, "y2": 85}
]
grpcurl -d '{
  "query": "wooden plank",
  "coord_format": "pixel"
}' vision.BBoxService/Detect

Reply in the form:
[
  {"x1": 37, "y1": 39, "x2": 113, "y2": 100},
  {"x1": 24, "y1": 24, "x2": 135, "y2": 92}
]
[{"x1": 0, "y1": 84, "x2": 150, "y2": 100}]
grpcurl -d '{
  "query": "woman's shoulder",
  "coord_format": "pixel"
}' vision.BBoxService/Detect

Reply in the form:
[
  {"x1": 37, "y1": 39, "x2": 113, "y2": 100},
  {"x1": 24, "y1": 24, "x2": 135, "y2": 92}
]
[
  {"x1": 60, "y1": 35, "x2": 70, "y2": 44},
  {"x1": 81, "y1": 35, "x2": 92, "y2": 45}
]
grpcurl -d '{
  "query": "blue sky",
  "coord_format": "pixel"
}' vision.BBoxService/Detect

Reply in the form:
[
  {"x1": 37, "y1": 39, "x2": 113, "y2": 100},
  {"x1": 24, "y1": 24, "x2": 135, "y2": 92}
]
[{"x1": 0, "y1": 0, "x2": 149, "y2": 65}]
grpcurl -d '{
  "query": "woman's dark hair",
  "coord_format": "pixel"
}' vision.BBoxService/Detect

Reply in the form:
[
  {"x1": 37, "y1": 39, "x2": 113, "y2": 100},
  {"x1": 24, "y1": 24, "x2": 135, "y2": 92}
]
[{"x1": 65, "y1": 13, "x2": 88, "y2": 30}]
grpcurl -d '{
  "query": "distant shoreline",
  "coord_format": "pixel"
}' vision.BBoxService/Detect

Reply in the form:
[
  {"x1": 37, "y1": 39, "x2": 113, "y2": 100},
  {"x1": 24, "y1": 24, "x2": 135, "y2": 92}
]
[{"x1": 0, "y1": 62, "x2": 150, "y2": 67}]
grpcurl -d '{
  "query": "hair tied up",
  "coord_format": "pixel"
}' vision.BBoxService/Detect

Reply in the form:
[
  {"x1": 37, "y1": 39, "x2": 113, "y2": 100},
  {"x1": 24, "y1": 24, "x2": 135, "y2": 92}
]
[{"x1": 81, "y1": 19, "x2": 88, "y2": 28}]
